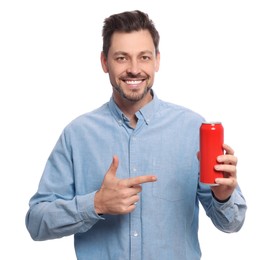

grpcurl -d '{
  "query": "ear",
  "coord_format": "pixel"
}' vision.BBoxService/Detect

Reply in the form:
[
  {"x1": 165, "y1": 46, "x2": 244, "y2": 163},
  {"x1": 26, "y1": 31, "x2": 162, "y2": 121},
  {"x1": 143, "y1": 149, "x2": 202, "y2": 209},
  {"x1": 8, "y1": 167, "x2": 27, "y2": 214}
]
[
  {"x1": 100, "y1": 52, "x2": 109, "y2": 73},
  {"x1": 155, "y1": 51, "x2": 160, "y2": 72}
]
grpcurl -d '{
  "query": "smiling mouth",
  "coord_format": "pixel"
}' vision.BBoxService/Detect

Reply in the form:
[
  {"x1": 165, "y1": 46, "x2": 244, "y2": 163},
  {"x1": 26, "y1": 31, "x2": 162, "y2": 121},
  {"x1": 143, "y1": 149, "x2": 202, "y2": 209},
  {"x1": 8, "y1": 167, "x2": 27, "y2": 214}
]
[{"x1": 124, "y1": 80, "x2": 143, "y2": 85}]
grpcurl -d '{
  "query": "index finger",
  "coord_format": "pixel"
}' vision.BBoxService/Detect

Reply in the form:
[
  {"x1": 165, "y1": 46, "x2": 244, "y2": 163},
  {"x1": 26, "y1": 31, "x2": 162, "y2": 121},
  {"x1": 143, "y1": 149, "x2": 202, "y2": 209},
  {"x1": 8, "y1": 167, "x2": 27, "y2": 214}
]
[
  {"x1": 223, "y1": 144, "x2": 235, "y2": 155},
  {"x1": 125, "y1": 175, "x2": 157, "y2": 187}
]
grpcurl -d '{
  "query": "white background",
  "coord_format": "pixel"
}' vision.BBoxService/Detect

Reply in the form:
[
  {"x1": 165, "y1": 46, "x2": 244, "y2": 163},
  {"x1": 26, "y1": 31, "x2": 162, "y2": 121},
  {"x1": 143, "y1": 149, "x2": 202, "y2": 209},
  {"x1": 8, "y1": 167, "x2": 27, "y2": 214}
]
[{"x1": 1, "y1": 0, "x2": 264, "y2": 259}]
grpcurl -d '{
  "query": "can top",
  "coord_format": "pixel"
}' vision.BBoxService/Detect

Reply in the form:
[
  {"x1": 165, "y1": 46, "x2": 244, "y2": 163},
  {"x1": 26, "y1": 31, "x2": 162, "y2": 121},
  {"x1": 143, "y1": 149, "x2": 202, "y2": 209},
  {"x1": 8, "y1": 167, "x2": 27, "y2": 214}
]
[{"x1": 202, "y1": 122, "x2": 222, "y2": 125}]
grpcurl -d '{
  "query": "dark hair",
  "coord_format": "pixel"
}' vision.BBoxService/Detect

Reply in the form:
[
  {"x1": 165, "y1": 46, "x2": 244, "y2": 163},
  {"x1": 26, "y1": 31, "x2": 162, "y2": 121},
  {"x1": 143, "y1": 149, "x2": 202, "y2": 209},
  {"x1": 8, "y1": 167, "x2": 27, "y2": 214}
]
[{"x1": 102, "y1": 10, "x2": 160, "y2": 57}]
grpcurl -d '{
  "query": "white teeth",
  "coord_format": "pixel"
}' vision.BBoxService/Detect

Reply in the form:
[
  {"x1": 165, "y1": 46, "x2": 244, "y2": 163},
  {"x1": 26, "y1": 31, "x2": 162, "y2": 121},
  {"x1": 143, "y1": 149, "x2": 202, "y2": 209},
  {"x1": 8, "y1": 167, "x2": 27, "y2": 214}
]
[{"x1": 126, "y1": 80, "x2": 141, "y2": 85}]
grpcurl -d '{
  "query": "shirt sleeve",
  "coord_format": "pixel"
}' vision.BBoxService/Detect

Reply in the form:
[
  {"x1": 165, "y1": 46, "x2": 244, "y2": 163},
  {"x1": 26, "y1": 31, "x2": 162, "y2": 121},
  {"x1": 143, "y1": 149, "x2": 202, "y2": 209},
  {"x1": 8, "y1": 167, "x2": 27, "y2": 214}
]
[
  {"x1": 25, "y1": 130, "x2": 104, "y2": 241},
  {"x1": 198, "y1": 182, "x2": 247, "y2": 233}
]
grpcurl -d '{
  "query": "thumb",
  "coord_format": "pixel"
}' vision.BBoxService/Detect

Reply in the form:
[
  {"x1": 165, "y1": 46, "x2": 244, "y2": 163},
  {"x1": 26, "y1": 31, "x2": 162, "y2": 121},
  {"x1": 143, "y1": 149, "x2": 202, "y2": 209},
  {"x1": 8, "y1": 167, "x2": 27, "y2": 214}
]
[
  {"x1": 105, "y1": 155, "x2": 119, "y2": 179},
  {"x1": 197, "y1": 151, "x2": 200, "y2": 161}
]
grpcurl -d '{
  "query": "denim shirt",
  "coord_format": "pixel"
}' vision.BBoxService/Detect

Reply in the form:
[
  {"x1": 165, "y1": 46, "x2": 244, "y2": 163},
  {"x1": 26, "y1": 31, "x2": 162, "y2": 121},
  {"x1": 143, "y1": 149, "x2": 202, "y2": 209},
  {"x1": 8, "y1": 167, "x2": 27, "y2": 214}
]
[{"x1": 26, "y1": 92, "x2": 247, "y2": 260}]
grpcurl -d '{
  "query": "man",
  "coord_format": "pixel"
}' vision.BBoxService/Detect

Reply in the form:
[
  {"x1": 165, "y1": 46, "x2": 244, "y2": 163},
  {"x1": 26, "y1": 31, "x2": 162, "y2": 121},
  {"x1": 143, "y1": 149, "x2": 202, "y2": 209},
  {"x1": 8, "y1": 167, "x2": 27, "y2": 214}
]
[{"x1": 26, "y1": 10, "x2": 247, "y2": 260}]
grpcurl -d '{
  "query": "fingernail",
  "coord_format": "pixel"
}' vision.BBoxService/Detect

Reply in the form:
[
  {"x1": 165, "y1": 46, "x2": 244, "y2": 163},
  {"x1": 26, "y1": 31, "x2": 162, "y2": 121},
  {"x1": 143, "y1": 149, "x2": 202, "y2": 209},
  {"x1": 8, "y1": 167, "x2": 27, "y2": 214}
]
[{"x1": 214, "y1": 165, "x2": 221, "y2": 170}]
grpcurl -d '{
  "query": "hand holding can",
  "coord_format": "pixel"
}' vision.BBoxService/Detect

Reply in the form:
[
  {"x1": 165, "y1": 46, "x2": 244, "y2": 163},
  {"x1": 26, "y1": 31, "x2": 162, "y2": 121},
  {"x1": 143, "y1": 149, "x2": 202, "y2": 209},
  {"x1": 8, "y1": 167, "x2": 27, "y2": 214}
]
[{"x1": 199, "y1": 122, "x2": 224, "y2": 185}]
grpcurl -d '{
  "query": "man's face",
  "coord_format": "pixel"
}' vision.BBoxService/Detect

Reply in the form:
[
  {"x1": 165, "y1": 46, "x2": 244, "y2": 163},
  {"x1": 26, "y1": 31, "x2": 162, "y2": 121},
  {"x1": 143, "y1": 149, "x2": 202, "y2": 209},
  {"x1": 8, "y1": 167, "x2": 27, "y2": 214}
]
[{"x1": 101, "y1": 30, "x2": 160, "y2": 104}]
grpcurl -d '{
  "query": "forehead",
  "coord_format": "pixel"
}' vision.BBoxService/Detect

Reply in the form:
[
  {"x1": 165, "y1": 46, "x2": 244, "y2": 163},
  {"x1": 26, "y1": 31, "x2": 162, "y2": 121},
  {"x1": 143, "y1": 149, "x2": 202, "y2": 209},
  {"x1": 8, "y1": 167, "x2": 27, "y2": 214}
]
[{"x1": 109, "y1": 30, "x2": 155, "y2": 54}]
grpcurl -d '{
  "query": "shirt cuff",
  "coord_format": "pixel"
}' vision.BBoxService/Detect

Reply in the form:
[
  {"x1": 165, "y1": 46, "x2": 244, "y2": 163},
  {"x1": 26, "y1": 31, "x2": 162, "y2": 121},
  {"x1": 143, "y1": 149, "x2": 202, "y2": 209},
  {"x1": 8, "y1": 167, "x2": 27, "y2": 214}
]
[
  {"x1": 211, "y1": 190, "x2": 231, "y2": 203},
  {"x1": 76, "y1": 191, "x2": 105, "y2": 222}
]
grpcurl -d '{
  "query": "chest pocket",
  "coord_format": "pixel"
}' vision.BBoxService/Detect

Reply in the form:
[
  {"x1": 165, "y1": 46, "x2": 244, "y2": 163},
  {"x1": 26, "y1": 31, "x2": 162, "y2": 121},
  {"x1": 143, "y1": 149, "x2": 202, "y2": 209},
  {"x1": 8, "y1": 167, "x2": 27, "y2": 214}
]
[{"x1": 152, "y1": 160, "x2": 195, "y2": 202}]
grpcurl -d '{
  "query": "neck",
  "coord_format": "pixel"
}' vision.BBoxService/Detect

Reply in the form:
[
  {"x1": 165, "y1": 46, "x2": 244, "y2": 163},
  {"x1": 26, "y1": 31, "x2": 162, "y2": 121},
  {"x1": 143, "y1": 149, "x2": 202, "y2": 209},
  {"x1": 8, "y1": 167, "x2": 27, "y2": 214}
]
[{"x1": 113, "y1": 90, "x2": 153, "y2": 127}]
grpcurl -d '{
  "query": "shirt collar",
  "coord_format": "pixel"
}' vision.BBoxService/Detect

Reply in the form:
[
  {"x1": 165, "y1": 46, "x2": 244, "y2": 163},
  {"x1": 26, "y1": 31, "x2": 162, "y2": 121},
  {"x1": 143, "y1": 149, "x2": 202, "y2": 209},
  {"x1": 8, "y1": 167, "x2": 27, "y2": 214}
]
[{"x1": 108, "y1": 90, "x2": 159, "y2": 126}]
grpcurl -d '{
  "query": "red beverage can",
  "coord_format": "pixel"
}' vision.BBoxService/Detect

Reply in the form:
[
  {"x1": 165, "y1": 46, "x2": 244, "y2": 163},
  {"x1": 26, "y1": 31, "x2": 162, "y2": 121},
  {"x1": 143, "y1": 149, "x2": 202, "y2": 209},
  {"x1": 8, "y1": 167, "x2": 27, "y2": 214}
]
[{"x1": 200, "y1": 122, "x2": 224, "y2": 185}]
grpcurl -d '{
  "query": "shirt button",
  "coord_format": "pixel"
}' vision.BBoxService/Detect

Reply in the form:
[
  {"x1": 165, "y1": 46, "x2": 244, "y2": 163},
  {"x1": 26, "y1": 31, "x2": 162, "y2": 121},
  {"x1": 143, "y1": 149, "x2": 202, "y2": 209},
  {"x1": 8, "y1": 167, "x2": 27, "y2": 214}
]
[{"x1": 132, "y1": 231, "x2": 138, "y2": 237}]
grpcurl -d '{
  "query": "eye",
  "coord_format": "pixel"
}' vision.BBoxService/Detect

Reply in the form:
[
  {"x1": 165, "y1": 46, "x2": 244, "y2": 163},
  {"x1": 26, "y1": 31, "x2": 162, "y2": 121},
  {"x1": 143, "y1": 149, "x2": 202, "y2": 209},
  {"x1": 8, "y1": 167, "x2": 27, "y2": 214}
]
[
  {"x1": 116, "y1": 56, "x2": 127, "y2": 62},
  {"x1": 141, "y1": 55, "x2": 151, "y2": 61}
]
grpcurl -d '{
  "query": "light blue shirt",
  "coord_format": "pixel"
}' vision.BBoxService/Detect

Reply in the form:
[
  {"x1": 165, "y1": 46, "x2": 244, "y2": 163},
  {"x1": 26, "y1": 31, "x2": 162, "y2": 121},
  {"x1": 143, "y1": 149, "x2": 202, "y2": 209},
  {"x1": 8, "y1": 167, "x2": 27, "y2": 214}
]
[{"x1": 26, "y1": 92, "x2": 247, "y2": 260}]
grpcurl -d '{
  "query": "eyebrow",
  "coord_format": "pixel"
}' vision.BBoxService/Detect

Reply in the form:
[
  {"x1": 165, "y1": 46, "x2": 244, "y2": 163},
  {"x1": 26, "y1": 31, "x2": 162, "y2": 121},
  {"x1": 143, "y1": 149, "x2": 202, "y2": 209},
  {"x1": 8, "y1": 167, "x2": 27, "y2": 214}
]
[{"x1": 113, "y1": 50, "x2": 154, "y2": 57}]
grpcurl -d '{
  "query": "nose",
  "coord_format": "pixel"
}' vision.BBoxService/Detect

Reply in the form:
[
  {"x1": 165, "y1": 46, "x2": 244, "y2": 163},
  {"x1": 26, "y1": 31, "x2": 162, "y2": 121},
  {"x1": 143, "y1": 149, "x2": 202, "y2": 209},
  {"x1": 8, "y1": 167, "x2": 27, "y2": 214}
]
[{"x1": 126, "y1": 59, "x2": 140, "y2": 75}]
